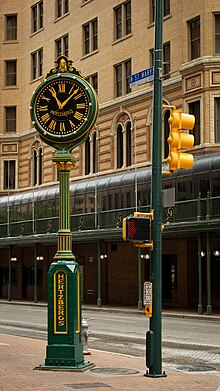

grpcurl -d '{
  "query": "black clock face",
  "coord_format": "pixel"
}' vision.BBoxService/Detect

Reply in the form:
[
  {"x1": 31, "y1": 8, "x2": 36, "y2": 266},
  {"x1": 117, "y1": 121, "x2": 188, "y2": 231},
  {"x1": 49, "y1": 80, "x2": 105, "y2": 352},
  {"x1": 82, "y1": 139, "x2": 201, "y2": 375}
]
[{"x1": 34, "y1": 78, "x2": 90, "y2": 135}]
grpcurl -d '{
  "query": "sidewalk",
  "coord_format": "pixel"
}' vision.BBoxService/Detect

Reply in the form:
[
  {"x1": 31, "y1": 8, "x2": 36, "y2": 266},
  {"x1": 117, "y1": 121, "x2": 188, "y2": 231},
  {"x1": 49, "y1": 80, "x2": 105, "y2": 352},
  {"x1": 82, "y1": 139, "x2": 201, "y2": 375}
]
[{"x1": 0, "y1": 333, "x2": 220, "y2": 391}]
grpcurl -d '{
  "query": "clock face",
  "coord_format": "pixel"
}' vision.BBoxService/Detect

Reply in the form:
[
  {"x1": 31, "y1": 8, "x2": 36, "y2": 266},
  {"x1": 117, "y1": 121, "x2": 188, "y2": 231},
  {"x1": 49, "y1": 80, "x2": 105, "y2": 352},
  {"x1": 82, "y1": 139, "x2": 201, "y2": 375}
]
[{"x1": 34, "y1": 77, "x2": 91, "y2": 136}]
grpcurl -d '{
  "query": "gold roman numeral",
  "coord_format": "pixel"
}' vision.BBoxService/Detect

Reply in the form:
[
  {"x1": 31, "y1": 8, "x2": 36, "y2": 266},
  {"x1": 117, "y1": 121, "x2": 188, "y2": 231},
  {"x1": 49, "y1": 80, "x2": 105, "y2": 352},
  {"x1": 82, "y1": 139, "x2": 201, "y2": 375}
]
[
  {"x1": 58, "y1": 83, "x2": 65, "y2": 93},
  {"x1": 74, "y1": 93, "x2": 83, "y2": 100},
  {"x1": 48, "y1": 120, "x2": 56, "y2": 131},
  {"x1": 49, "y1": 86, "x2": 56, "y2": 94},
  {"x1": 76, "y1": 103, "x2": 86, "y2": 109},
  {"x1": 39, "y1": 105, "x2": 48, "y2": 111},
  {"x1": 74, "y1": 111, "x2": 83, "y2": 121},
  {"x1": 42, "y1": 95, "x2": 50, "y2": 102},
  {"x1": 69, "y1": 120, "x2": 75, "y2": 128},
  {"x1": 60, "y1": 122, "x2": 65, "y2": 132},
  {"x1": 41, "y1": 113, "x2": 50, "y2": 123}
]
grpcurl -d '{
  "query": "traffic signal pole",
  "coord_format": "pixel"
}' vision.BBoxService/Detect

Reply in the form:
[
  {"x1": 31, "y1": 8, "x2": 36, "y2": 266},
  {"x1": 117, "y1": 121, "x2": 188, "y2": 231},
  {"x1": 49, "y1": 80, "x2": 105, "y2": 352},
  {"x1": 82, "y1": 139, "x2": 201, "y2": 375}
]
[{"x1": 145, "y1": 0, "x2": 166, "y2": 377}]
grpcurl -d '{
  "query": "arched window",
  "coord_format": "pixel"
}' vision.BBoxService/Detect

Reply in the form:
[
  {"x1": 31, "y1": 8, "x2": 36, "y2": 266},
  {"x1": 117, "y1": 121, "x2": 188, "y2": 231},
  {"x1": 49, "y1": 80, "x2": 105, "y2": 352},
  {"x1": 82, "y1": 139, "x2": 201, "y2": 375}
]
[
  {"x1": 84, "y1": 130, "x2": 98, "y2": 175},
  {"x1": 85, "y1": 137, "x2": 90, "y2": 175},
  {"x1": 114, "y1": 114, "x2": 132, "y2": 169},
  {"x1": 31, "y1": 142, "x2": 43, "y2": 186},
  {"x1": 117, "y1": 124, "x2": 123, "y2": 168},
  {"x1": 126, "y1": 121, "x2": 132, "y2": 166},
  {"x1": 92, "y1": 131, "x2": 98, "y2": 173}
]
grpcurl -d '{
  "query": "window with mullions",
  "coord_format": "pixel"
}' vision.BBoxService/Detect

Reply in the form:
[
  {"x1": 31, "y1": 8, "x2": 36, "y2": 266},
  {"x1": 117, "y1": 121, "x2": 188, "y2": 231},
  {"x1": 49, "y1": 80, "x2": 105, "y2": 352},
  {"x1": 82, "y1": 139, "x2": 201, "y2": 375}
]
[
  {"x1": 87, "y1": 73, "x2": 98, "y2": 94},
  {"x1": 188, "y1": 100, "x2": 200, "y2": 145},
  {"x1": 189, "y1": 16, "x2": 200, "y2": 60},
  {"x1": 83, "y1": 18, "x2": 98, "y2": 55},
  {"x1": 56, "y1": 0, "x2": 69, "y2": 19},
  {"x1": 5, "y1": 106, "x2": 16, "y2": 133},
  {"x1": 214, "y1": 14, "x2": 220, "y2": 54},
  {"x1": 3, "y1": 160, "x2": 16, "y2": 190},
  {"x1": 5, "y1": 60, "x2": 17, "y2": 86},
  {"x1": 114, "y1": 1, "x2": 131, "y2": 41},
  {"x1": 55, "y1": 34, "x2": 68, "y2": 57},
  {"x1": 31, "y1": 48, "x2": 43, "y2": 80},
  {"x1": 150, "y1": 43, "x2": 170, "y2": 79},
  {"x1": 32, "y1": 1, "x2": 43, "y2": 33},
  {"x1": 117, "y1": 124, "x2": 123, "y2": 168},
  {"x1": 214, "y1": 97, "x2": 220, "y2": 143},
  {"x1": 150, "y1": 0, "x2": 170, "y2": 23},
  {"x1": 115, "y1": 117, "x2": 132, "y2": 169},
  {"x1": 84, "y1": 131, "x2": 98, "y2": 175},
  {"x1": 32, "y1": 146, "x2": 43, "y2": 186},
  {"x1": 5, "y1": 14, "x2": 17, "y2": 41},
  {"x1": 114, "y1": 59, "x2": 131, "y2": 97}
]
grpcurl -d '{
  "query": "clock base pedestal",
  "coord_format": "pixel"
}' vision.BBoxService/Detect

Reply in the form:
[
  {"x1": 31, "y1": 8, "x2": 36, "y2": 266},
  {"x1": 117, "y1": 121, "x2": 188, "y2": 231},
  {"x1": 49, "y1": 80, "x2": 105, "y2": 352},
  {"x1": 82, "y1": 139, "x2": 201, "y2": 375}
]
[{"x1": 35, "y1": 258, "x2": 93, "y2": 372}]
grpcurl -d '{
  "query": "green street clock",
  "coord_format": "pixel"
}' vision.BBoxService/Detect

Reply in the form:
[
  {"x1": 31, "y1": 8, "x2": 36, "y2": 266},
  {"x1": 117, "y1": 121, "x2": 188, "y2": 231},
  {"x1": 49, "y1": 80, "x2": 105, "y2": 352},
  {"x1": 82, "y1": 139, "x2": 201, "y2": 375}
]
[{"x1": 30, "y1": 56, "x2": 99, "y2": 152}]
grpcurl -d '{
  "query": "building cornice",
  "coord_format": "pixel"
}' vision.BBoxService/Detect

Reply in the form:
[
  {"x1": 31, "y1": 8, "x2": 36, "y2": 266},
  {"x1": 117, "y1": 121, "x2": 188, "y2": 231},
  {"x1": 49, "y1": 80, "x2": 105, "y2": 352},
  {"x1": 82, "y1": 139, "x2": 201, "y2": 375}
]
[
  {"x1": 99, "y1": 76, "x2": 182, "y2": 112},
  {"x1": 179, "y1": 56, "x2": 220, "y2": 75}
]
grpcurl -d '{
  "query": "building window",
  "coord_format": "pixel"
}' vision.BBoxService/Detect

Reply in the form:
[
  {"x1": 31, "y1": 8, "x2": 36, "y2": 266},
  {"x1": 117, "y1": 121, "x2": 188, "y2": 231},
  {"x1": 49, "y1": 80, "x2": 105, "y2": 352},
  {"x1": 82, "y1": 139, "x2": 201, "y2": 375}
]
[
  {"x1": 5, "y1": 106, "x2": 16, "y2": 133},
  {"x1": 83, "y1": 18, "x2": 98, "y2": 55},
  {"x1": 189, "y1": 17, "x2": 200, "y2": 60},
  {"x1": 4, "y1": 160, "x2": 16, "y2": 190},
  {"x1": 55, "y1": 34, "x2": 69, "y2": 58},
  {"x1": 92, "y1": 131, "x2": 98, "y2": 173},
  {"x1": 84, "y1": 131, "x2": 98, "y2": 175},
  {"x1": 5, "y1": 60, "x2": 17, "y2": 86},
  {"x1": 87, "y1": 73, "x2": 98, "y2": 94},
  {"x1": 114, "y1": 59, "x2": 131, "y2": 97},
  {"x1": 214, "y1": 14, "x2": 220, "y2": 54},
  {"x1": 85, "y1": 137, "x2": 91, "y2": 175},
  {"x1": 214, "y1": 98, "x2": 220, "y2": 143},
  {"x1": 5, "y1": 14, "x2": 17, "y2": 41},
  {"x1": 115, "y1": 116, "x2": 132, "y2": 169},
  {"x1": 117, "y1": 124, "x2": 123, "y2": 168},
  {"x1": 126, "y1": 121, "x2": 132, "y2": 166},
  {"x1": 31, "y1": 48, "x2": 43, "y2": 80},
  {"x1": 114, "y1": 1, "x2": 131, "y2": 41},
  {"x1": 163, "y1": 42, "x2": 170, "y2": 79},
  {"x1": 32, "y1": 1, "x2": 43, "y2": 33},
  {"x1": 150, "y1": 43, "x2": 170, "y2": 78},
  {"x1": 56, "y1": 0, "x2": 69, "y2": 19},
  {"x1": 188, "y1": 101, "x2": 200, "y2": 145},
  {"x1": 33, "y1": 146, "x2": 43, "y2": 186},
  {"x1": 150, "y1": 0, "x2": 170, "y2": 23}
]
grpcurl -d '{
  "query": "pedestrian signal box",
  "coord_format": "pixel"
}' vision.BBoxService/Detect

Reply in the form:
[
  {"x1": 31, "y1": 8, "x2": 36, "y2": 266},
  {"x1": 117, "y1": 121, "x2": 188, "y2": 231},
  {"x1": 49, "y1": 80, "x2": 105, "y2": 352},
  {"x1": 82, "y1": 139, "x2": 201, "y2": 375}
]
[{"x1": 122, "y1": 212, "x2": 153, "y2": 249}]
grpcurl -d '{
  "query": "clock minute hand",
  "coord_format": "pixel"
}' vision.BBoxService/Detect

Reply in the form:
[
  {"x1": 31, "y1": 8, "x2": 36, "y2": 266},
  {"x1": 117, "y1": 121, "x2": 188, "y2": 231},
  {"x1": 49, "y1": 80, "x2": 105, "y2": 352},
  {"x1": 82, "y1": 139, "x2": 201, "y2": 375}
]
[
  {"x1": 60, "y1": 88, "x2": 79, "y2": 109},
  {"x1": 50, "y1": 89, "x2": 62, "y2": 108}
]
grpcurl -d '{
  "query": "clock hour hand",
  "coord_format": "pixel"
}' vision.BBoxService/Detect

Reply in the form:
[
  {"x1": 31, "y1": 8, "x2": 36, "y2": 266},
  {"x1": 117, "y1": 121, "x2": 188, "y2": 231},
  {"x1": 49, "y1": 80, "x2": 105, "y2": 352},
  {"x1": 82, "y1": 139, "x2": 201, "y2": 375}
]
[
  {"x1": 60, "y1": 88, "x2": 79, "y2": 109},
  {"x1": 50, "y1": 89, "x2": 62, "y2": 108}
]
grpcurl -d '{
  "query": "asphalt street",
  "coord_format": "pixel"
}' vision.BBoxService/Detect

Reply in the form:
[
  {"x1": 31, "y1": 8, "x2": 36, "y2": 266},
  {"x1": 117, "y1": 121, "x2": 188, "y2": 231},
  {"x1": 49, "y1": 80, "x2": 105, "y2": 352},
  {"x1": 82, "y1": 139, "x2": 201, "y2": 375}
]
[{"x1": 0, "y1": 302, "x2": 220, "y2": 374}]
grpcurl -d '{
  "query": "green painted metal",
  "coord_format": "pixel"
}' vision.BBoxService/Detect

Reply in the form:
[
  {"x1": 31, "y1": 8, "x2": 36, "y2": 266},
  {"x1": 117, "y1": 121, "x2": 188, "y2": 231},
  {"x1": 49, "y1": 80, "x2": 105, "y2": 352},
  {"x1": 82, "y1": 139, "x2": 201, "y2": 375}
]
[
  {"x1": 145, "y1": 0, "x2": 167, "y2": 378},
  {"x1": 30, "y1": 56, "x2": 99, "y2": 153},
  {"x1": 31, "y1": 56, "x2": 98, "y2": 371}
]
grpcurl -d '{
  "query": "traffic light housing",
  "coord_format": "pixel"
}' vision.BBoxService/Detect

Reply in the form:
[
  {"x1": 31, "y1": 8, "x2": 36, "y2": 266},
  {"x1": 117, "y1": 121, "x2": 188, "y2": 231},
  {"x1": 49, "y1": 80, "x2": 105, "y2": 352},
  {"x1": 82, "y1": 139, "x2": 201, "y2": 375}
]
[
  {"x1": 167, "y1": 108, "x2": 195, "y2": 172},
  {"x1": 122, "y1": 212, "x2": 153, "y2": 249}
]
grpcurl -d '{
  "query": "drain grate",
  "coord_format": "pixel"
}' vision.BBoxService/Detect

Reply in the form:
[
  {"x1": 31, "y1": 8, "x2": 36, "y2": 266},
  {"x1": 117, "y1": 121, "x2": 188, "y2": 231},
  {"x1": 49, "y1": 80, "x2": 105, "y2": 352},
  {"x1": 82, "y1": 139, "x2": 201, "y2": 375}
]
[
  {"x1": 66, "y1": 382, "x2": 112, "y2": 389},
  {"x1": 90, "y1": 367, "x2": 139, "y2": 376},
  {"x1": 177, "y1": 364, "x2": 216, "y2": 372}
]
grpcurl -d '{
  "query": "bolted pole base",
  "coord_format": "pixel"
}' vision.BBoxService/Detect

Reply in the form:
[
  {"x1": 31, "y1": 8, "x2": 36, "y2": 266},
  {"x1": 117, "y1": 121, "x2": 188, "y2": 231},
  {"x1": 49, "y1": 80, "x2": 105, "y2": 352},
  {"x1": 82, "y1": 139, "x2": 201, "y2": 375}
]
[{"x1": 144, "y1": 371, "x2": 167, "y2": 378}]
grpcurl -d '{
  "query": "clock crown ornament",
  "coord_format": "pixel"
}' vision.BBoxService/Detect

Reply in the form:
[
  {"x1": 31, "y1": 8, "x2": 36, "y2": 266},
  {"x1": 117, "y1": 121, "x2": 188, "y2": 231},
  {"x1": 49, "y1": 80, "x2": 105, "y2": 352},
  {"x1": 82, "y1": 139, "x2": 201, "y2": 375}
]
[{"x1": 30, "y1": 56, "x2": 99, "y2": 155}]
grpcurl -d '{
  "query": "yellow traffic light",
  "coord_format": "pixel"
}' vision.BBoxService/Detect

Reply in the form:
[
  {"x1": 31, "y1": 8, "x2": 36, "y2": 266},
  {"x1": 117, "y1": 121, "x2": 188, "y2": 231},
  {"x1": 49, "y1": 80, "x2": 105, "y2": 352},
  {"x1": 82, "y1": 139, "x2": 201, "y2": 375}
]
[{"x1": 167, "y1": 108, "x2": 195, "y2": 171}]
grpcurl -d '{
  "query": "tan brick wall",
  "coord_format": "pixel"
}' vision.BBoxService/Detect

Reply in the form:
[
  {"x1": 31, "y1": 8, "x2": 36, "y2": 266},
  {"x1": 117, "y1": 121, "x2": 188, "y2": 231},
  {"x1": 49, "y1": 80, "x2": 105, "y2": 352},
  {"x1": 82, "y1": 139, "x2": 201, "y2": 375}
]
[{"x1": 1, "y1": 0, "x2": 220, "y2": 192}]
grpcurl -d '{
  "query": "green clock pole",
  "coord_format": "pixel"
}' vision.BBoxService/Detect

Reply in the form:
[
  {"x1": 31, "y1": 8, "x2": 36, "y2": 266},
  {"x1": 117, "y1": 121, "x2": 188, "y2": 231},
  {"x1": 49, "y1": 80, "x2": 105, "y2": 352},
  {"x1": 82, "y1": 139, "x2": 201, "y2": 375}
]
[
  {"x1": 31, "y1": 56, "x2": 98, "y2": 371},
  {"x1": 36, "y1": 152, "x2": 93, "y2": 371},
  {"x1": 145, "y1": 0, "x2": 166, "y2": 378}
]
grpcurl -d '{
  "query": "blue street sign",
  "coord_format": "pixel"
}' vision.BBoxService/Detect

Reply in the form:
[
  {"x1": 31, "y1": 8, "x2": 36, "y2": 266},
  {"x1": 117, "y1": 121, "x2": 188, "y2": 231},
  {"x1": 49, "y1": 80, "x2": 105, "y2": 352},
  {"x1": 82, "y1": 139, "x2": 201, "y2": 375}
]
[{"x1": 130, "y1": 67, "x2": 154, "y2": 88}]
